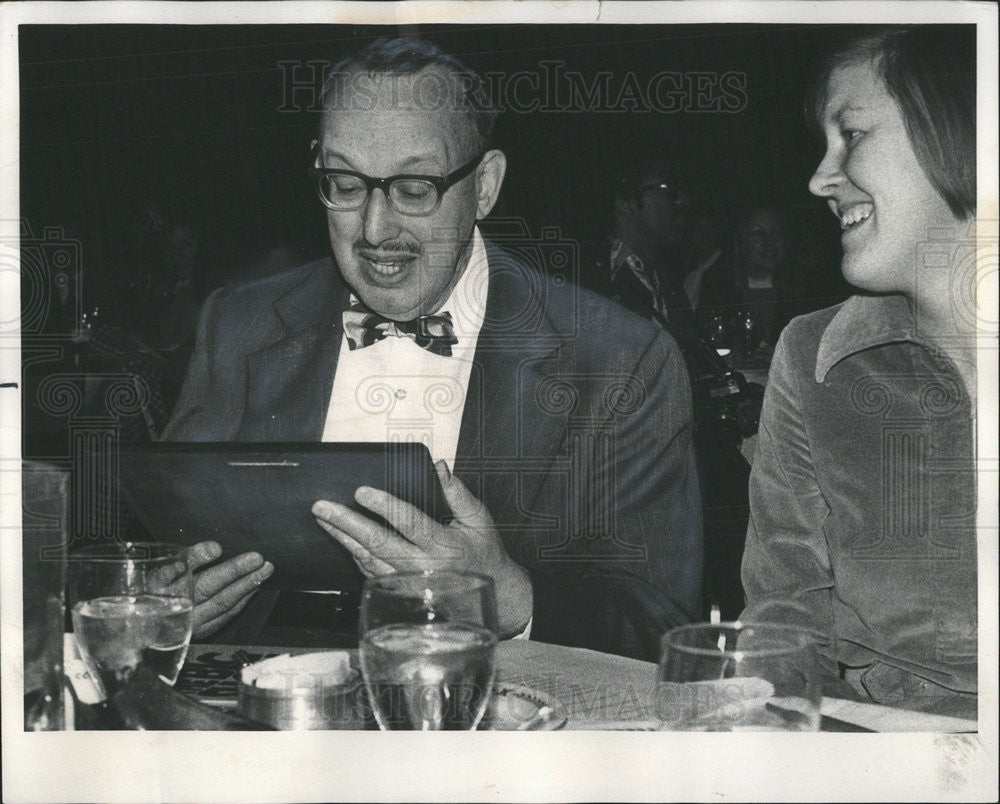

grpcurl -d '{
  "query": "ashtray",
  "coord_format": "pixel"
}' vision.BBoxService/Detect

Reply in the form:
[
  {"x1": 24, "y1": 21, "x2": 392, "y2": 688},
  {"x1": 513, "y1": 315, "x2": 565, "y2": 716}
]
[
  {"x1": 483, "y1": 683, "x2": 567, "y2": 731},
  {"x1": 237, "y1": 651, "x2": 363, "y2": 730}
]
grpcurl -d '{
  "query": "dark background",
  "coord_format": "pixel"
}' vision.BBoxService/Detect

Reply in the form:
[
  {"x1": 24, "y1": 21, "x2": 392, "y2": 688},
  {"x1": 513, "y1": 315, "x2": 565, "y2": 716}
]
[{"x1": 20, "y1": 23, "x2": 860, "y2": 300}]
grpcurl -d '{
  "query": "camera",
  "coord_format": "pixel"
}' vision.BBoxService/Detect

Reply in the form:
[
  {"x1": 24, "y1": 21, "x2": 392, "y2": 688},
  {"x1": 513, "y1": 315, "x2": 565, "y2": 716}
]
[
  {"x1": 473, "y1": 218, "x2": 581, "y2": 345},
  {"x1": 4, "y1": 220, "x2": 84, "y2": 341}
]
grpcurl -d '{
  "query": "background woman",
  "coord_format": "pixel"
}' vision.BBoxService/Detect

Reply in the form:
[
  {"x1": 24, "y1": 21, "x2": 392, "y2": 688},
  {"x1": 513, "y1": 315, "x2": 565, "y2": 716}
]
[
  {"x1": 740, "y1": 26, "x2": 978, "y2": 718},
  {"x1": 697, "y1": 205, "x2": 810, "y2": 353}
]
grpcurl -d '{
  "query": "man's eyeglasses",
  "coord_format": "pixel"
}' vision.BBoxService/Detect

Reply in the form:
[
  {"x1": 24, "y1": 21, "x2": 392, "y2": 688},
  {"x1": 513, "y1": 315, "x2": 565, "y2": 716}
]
[
  {"x1": 637, "y1": 182, "x2": 691, "y2": 209},
  {"x1": 309, "y1": 148, "x2": 483, "y2": 216}
]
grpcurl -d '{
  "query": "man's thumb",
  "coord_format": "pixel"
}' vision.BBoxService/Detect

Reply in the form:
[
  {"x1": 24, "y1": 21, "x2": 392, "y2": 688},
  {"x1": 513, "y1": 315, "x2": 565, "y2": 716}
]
[{"x1": 435, "y1": 460, "x2": 490, "y2": 526}]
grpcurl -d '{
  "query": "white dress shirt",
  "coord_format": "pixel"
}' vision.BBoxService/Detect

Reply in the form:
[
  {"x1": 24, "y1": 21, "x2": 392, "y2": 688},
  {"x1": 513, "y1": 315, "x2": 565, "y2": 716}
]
[
  {"x1": 321, "y1": 230, "x2": 532, "y2": 638},
  {"x1": 322, "y1": 228, "x2": 488, "y2": 468},
  {"x1": 323, "y1": 228, "x2": 534, "y2": 639}
]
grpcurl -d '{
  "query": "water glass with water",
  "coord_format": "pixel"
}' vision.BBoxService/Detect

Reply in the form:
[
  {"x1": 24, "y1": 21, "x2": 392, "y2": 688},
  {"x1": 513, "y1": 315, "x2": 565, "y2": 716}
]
[
  {"x1": 358, "y1": 570, "x2": 499, "y2": 730},
  {"x1": 657, "y1": 622, "x2": 822, "y2": 731},
  {"x1": 68, "y1": 542, "x2": 195, "y2": 700}
]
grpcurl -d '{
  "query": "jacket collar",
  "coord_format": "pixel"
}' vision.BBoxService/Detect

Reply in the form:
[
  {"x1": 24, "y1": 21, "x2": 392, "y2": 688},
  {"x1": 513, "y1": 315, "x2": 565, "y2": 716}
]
[
  {"x1": 272, "y1": 257, "x2": 348, "y2": 336},
  {"x1": 454, "y1": 238, "x2": 574, "y2": 514},
  {"x1": 609, "y1": 238, "x2": 644, "y2": 281},
  {"x1": 241, "y1": 259, "x2": 346, "y2": 440},
  {"x1": 475, "y1": 236, "x2": 574, "y2": 351},
  {"x1": 266, "y1": 237, "x2": 572, "y2": 350},
  {"x1": 250, "y1": 237, "x2": 572, "y2": 444},
  {"x1": 815, "y1": 293, "x2": 924, "y2": 382}
]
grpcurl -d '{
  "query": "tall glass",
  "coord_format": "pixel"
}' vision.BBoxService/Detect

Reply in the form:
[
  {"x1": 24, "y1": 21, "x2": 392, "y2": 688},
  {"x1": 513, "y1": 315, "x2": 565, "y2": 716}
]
[
  {"x1": 68, "y1": 542, "x2": 194, "y2": 699},
  {"x1": 359, "y1": 571, "x2": 499, "y2": 730},
  {"x1": 705, "y1": 313, "x2": 730, "y2": 351},
  {"x1": 657, "y1": 622, "x2": 821, "y2": 731},
  {"x1": 735, "y1": 310, "x2": 759, "y2": 363},
  {"x1": 22, "y1": 463, "x2": 69, "y2": 730}
]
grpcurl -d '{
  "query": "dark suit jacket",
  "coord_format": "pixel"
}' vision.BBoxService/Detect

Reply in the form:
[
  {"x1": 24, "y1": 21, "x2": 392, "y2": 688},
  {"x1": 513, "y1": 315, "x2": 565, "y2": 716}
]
[{"x1": 163, "y1": 241, "x2": 703, "y2": 658}]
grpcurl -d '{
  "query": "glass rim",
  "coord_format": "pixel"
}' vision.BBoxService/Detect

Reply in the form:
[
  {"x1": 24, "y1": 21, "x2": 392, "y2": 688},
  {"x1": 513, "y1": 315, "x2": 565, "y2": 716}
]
[
  {"x1": 362, "y1": 569, "x2": 495, "y2": 594},
  {"x1": 660, "y1": 621, "x2": 819, "y2": 657},
  {"x1": 66, "y1": 541, "x2": 188, "y2": 564}
]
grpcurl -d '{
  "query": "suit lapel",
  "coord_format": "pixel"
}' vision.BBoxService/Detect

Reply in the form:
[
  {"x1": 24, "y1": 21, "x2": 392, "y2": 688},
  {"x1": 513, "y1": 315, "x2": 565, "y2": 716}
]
[
  {"x1": 455, "y1": 242, "x2": 572, "y2": 529},
  {"x1": 238, "y1": 244, "x2": 573, "y2": 523},
  {"x1": 242, "y1": 260, "x2": 350, "y2": 441}
]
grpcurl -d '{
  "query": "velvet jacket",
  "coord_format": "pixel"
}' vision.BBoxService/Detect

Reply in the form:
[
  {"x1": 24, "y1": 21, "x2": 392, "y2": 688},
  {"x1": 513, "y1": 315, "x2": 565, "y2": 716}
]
[{"x1": 741, "y1": 294, "x2": 977, "y2": 716}]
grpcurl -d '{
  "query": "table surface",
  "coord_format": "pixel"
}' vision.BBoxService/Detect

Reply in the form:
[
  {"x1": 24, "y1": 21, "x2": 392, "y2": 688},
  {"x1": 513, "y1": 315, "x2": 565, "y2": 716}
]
[
  {"x1": 177, "y1": 640, "x2": 659, "y2": 730},
  {"x1": 174, "y1": 640, "x2": 978, "y2": 733}
]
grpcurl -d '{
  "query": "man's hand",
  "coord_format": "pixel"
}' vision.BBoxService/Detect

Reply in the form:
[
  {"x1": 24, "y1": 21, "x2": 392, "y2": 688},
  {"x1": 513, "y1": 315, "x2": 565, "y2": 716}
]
[
  {"x1": 187, "y1": 541, "x2": 274, "y2": 639},
  {"x1": 312, "y1": 461, "x2": 533, "y2": 638}
]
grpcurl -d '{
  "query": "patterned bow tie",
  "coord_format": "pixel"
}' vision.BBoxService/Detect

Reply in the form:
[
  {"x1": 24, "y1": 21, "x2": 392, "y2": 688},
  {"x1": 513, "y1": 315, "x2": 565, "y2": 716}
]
[{"x1": 342, "y1": 303, "x2": 459, "y2": 357}]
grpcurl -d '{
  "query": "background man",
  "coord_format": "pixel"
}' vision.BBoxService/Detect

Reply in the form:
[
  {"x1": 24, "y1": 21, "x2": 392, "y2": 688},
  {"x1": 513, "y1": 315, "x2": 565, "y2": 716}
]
[
  {"x1": 600, "y1": 148, "x2": 691, "y2": 332},
  {"x1": 164, "y1": 38, "x2": 702, "y2": 659}
]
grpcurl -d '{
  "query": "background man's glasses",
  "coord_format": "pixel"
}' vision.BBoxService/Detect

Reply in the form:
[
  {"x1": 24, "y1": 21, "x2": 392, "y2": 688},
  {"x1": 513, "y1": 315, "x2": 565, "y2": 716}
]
[
  {"x1": 637, "y1": 182, "x2": 691, "y2": 209},
  {"x1": 310, "y1": 151, "x2": 483, "y2": 216}
]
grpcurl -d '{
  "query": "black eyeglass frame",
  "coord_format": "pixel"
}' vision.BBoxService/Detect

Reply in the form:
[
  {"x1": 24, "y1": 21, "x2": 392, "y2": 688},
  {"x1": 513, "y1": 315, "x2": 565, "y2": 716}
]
[{"x1": 309, "y1": 148, "x2": 484, "y2": 216}]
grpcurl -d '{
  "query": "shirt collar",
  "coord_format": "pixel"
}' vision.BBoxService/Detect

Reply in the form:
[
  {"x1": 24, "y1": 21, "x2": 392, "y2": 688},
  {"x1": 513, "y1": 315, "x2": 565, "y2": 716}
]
[
  {"x1": 443, "y1": 226, "x2": 489, "y2": 342},
  {"x1": 609, "y1": 238, "x2": 645, "y2": 281},
  {"x1": 815, "y1": 293, "x2": 924, "y2": 382}
]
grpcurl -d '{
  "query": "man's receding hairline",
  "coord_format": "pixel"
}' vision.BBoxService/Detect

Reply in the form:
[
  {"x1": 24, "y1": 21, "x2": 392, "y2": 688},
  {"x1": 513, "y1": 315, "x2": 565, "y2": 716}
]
[
  {"x1": 320, "y1": 64, "x2": 482, "y2": 161},
  {"x1": 332, "y1": 63, "x2": 478, "y2": 108}
]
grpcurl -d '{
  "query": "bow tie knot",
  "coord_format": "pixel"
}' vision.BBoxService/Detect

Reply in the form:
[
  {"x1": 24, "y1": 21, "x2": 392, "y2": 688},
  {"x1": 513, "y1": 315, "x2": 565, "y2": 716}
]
[{"x1": 343, "y1": 304, "x2": 458, "y2": 357}]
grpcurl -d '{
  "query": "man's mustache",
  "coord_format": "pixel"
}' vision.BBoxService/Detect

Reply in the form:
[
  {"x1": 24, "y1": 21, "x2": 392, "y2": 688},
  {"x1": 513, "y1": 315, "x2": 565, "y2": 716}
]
[{"x1": 357, "y1": 240, "x2": 422, "y2": 256}]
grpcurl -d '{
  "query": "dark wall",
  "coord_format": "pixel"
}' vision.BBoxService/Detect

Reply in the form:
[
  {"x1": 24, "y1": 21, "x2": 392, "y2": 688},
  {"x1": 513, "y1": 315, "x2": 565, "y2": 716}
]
[{"x1": 20, "y1": 23, "x2": 857, "y2": 299}]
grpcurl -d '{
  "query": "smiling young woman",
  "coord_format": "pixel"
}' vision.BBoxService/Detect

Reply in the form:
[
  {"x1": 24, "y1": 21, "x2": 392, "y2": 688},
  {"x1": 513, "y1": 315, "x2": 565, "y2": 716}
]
[
  {"x1": 806, "y1": 26, "x2": 978, "y2": 396},
  {"x1": 740, "y1": 26, "x2": 979, "y2": 719}
]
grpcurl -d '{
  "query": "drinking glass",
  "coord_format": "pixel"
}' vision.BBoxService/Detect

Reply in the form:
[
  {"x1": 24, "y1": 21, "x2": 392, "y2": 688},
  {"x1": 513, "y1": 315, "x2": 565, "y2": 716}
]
[
  {"x1": 358, "y1": 570, "x2": 499, "y2": 730},
  {"x1": 656, "y1": 622, "x2": 821, "y2": 731},
  {"x1": 705, "y1": 313, "x2": 729, "y2": 351},
  {"x1": 22, "y1": 463, "x2": 69, "y2": 730},
  {"x1": 735, "y1": 310, "x2": 759, "y2": 362},
  {"x1": 68, "y1": 542, "x2": 195, "y2": 699}
]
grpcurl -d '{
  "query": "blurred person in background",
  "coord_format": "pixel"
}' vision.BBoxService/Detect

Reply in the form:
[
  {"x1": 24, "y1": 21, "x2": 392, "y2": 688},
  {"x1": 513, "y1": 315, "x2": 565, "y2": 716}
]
[
  {"x1": 697, "y1": 205, "x2": 810, "y2": 355},
  {"x1": 680, "y1": 206, "x2": 725, "y2": 312},
  {"x1": 130, "y1": 205, "x2": 212, "y2": 407},
  {"x1": 595, "y1": 152, "x2": 762, "y2": 620},
  {"x1": 597, "y1": 146, "x2": 695, "y2": 344}
]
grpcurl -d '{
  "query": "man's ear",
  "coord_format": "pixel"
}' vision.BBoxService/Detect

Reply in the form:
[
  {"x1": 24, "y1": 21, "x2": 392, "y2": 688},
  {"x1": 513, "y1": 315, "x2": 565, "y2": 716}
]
[{"x1": 474, "y1": 150, "x2": 507, "y2": 219}]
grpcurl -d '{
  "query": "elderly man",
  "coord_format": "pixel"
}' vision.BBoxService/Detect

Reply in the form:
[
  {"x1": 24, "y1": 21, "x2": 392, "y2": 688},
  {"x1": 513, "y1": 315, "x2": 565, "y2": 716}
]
[{"x1": 165, "y1": 38, "x2": 701, "y2": 658}]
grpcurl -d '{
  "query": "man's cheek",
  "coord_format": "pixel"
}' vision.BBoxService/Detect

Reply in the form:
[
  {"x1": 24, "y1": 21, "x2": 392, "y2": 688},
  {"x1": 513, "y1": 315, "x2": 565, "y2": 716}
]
[{"x1": 327, "y1": 215, "x2": 358, "y2": 244}]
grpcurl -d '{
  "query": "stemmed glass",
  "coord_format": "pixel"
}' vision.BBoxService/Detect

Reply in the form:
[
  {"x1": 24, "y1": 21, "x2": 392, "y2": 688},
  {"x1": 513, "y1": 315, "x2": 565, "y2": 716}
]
[
  {"x1": 735, "y1": 310, "x2": 759, "y2": 363},
  {"x1": 657, "y1": 622, "x2": 822, "y2": 731},
  {"x1": 68, "y1": 542, "x2": 195, "y2": 702},
  {"x1": 705, "y1": 313, "x2": 730, "y2": 352},
  {"x1": 358, "y1": 570, "x2": 499, "y2": 730}
]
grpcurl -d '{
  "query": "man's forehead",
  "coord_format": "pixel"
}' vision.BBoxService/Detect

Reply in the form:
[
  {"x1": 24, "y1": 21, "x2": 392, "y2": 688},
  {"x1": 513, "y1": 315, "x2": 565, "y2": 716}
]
[
  {"x1": 328, "y1": 65, "x2": 467, "y2": 115},
  {"x1": 319, "y1": 67, "x2": 471, "y2": 162}
]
